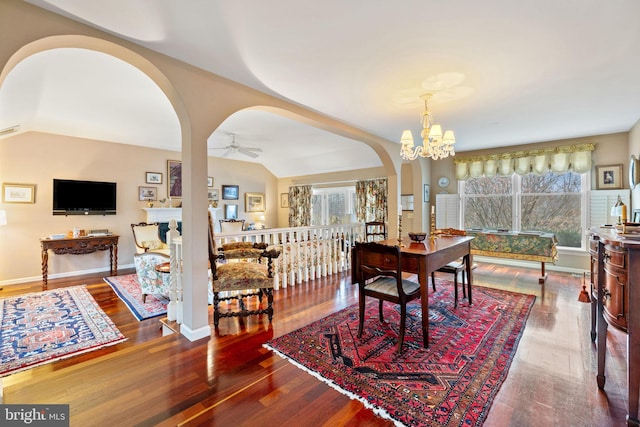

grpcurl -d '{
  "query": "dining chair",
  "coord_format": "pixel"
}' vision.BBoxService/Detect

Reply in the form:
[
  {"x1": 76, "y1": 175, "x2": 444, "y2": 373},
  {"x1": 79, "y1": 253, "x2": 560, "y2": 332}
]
[
  {"x1": 354, "y1": 241, "x2": 421, "y2": 354},
  {"x1": 431, "y1": 228, "x2": 469, "y2": 307},
  {"x1": 364, "y1": 221, "x2": 387, "y2": 242}
]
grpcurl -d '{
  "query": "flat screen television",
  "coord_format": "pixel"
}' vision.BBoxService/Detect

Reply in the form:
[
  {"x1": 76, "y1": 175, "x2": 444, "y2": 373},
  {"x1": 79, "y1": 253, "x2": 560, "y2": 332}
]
[{"x1": 53, "y1": 179, "x2": 117, "y2": 215}]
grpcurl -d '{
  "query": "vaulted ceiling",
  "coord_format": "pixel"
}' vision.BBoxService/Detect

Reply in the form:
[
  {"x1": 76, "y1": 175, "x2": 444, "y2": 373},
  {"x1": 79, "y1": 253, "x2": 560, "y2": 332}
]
[{"x1": 3, "y1": 0, "x2": 640, "y2": 177}]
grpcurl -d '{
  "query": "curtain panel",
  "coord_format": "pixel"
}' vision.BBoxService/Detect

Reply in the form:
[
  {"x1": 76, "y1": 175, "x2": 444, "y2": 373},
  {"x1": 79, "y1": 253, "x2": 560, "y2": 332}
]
[
  {"x1": 355, "y1": 178, "x2": 388, "y2": 223},
  {"x1": 454, "y1": 143, "x2": 595, "y2": 180},
  {"x1": 288, "y1": 185, "x2": 312, "y2": 227}
]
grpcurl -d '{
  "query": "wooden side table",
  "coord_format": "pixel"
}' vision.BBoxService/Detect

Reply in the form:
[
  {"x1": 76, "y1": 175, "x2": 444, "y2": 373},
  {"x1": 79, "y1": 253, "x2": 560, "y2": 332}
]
[{"x1": 40, "y1": 235, "x2": 119, "y2": 290}]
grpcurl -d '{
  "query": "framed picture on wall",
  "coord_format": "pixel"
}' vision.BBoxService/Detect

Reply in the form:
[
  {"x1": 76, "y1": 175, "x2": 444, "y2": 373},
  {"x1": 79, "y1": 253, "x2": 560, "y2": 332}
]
[
  {"x1": 596, "y1": 164, "x2": 622, "y2": 190},
  {"x1": 225, "y1": 204, "x2": 238, "y2": 219},
  {"x1": 245, "y1": 192, "x2": 265, "y2": 212},
  {"x1": 208, "y1": 177, "x2": 214, "y2": 188},
  {"x1": 138, "y1": 186, "x2": 157, "y2": 201},
  {"x1": 423, "y1": 184, "x2": 430, "y2": 203},
  {"x1": 167, "y1": 160, "x2": 182, "y2": 198},
  {"x1": 2, "y1": 183, "x2": 36, "y2": 203},
  {"x1": 222, "y1": 185, "x2": 239, "y2": 200},
  {"x1": 145, "y1": 172, "x2": 162, "y2": 184},
  {"x1": 281, "y1": 193, "x2": 289, "y2": 208}
]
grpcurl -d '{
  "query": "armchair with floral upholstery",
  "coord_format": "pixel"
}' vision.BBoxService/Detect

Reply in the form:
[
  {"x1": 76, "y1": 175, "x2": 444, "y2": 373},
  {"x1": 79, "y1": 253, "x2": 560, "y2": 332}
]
[
  {"x1": 208, "y1": 213, "x2": 280, "y2": 327},
  {"x1": 133, "y1": 251, "x2": 171, "y2": 303},
  {"x1": 131, "y1": 222, "x2": 170, "y2": 255}
]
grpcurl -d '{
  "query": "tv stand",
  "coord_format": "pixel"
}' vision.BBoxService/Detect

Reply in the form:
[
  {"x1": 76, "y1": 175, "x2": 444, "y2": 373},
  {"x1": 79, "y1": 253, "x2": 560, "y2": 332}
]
[{"x1": 40, "y1": 235, "x2": 119, "y2": 290}]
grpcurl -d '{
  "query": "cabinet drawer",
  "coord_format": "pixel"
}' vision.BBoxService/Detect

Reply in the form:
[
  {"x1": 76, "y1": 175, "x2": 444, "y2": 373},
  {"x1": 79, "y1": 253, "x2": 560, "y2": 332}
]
[{"x1": 603, "y1": 244, "x2": 626, "y2": 269}]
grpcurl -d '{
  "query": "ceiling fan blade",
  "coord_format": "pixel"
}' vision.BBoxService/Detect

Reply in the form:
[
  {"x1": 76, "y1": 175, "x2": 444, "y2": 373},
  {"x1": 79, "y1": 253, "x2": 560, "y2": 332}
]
[
  {"x1": 222, "y1": 149, "x2": 232, "y2": 157},
  {"x1": 238, "y1": 147, "x2": 259, "y2": 158}
]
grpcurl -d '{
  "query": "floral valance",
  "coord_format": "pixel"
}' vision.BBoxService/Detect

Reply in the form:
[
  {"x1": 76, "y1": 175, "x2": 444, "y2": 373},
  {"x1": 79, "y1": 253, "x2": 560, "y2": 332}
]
[{"x1": 454, "y1": 143, "x2": 595, "y2": 180}]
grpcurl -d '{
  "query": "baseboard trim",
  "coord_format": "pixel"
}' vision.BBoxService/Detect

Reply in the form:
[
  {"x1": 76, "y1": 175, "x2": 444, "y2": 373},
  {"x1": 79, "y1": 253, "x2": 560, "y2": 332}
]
[{"x1": 0, "y1": 263, "x2": 135, "y2": 287}]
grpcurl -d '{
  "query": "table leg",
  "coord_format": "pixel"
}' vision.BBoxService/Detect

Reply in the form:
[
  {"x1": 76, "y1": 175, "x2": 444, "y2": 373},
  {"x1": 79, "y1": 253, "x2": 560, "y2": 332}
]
[
  {"x1": 539, "y1": 262, "x2": 547, "y2": 284},
  {"x1": 465, "y1": 253, "x2": 473, "y2": 305},
  {"x1": 41, "y1": 249, "x2": 48, "y2": 291},
  {"x1": 111, "y1": 244, "x2": 118, "y2": 275}
]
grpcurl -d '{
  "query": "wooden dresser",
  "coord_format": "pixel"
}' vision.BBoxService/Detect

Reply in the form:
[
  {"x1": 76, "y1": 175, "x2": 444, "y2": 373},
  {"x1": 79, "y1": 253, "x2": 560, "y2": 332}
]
[{"x1": 589, "y1": 228, "x2": 640, "y2": 426}]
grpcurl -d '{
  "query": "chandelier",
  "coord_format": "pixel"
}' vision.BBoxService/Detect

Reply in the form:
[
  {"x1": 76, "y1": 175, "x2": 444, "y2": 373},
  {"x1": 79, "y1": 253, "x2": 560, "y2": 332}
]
[{"x1": 400, "y1": 94, "x2": 455, "y2": 161}]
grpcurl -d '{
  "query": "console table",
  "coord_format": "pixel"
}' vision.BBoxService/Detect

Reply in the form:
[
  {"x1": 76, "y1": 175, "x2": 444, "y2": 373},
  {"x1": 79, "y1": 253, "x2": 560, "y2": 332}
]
[
  {"x1": 466, "y1": 230, "x2": 558, "y2": 283},
  {"x1": 40, "y1": 235, "x2": 119, "y2": 290},
  {"x1": 588, "y1": 227, "x2": 640, "y2": 426}
]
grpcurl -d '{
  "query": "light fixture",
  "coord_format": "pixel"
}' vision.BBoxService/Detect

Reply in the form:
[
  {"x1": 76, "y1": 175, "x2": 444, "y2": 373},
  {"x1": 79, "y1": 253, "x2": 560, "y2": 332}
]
[
  {"x1": 400, "y1": 94, "x2": 456, "y2": 161},
  {"x1": 610, "y1": 195, "x2": 627, "y2": 225}
]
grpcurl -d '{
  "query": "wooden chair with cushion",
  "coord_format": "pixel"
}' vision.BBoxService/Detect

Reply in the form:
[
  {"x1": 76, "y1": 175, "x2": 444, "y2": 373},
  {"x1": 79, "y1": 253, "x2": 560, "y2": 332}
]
[
  {"x1": 431, "y1": 228, "x2": 470, "y2": 307},
  {"x1": 353, "y1": 241, "x2": 421, "y2": 354},
  {"x1": 208, "y1": 213, "x2": 280, "y2": 327},
  {"x1": 131, "y1": 222, "x2": 170, "y2": 255},
  {"x1": 364, "y1": 221, "x2": 387, "y2": 242}
]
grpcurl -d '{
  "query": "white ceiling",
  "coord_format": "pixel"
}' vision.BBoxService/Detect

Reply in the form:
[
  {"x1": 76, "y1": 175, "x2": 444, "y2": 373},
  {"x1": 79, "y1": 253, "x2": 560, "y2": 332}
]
[{"x1": 4, "y1": 0, "x2": 640, "y2": 177}]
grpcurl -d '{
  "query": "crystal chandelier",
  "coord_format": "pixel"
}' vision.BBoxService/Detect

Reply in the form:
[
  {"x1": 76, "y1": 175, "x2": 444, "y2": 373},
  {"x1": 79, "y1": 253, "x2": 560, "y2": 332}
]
[{"x1": 400, "y1": 94, "x2": 455, "y2": 161}]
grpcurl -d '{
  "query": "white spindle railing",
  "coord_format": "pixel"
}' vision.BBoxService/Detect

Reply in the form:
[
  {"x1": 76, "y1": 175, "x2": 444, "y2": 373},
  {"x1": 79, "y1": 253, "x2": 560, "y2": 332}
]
[{"x1": 167, "y1": 223, "x2": 367, "y2": 318}]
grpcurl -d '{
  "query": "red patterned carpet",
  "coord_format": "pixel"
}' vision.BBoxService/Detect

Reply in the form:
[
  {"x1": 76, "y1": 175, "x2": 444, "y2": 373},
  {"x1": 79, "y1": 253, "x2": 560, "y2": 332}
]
[
  {"x1": 264, "y1": 283, "x2": 535, "y2": 427},
  {"x1": 0, "y1": 285, "x2": 126, "y2": 377}
]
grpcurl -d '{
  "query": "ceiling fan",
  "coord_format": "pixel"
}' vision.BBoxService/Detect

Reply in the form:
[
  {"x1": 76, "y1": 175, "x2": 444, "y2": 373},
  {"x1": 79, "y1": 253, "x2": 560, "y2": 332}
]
[{"x1": 210, "y1": 134, "x2": 262, "y2": 158}]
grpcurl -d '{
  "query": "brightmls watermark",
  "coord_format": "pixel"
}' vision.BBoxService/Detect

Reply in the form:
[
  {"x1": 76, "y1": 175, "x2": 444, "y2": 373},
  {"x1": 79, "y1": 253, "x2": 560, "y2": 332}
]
[{"x1": 0, "y1": 405, "x2": 69, "y2": 426}]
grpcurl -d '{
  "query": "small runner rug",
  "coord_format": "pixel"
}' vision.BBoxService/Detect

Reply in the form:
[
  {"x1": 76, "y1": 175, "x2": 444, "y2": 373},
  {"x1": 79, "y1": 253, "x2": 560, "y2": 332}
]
[
  {"x1": 104, "y1": 274, "x2": 168, "y2": 321},
  {"x1": 264, "y1": 283, "x2": 535, "y2": 427},
  {"x1": 0, "y1": 285, "x2": 127, "y2": 377}
]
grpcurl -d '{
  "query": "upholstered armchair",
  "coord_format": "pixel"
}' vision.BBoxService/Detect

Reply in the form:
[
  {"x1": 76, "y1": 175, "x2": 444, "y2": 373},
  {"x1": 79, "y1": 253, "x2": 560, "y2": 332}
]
[
  {"x1": 131, "y1": 222, "x2": 170, "y2": 255},
  {"x1": 133, "y1": 251, "x2": 171, "y2": 303},
  {"x1": 219, "y1": 219, "x2": 245, "y2": 233},
  {"x1": 208, "y1": 213, "x2": 280, "y2": 327}
]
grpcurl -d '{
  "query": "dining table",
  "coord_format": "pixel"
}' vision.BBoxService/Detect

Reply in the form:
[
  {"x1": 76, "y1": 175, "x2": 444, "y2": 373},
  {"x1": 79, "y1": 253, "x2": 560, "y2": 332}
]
[{"x1": 377, "y1": 235, "x2": 475, "y2": 348}]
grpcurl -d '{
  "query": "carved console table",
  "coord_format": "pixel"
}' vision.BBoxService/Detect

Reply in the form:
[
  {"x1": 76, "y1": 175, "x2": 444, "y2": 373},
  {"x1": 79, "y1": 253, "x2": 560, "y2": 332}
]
[{"x1": 40, "y1": 235, "x2": 119, "y2": 290}]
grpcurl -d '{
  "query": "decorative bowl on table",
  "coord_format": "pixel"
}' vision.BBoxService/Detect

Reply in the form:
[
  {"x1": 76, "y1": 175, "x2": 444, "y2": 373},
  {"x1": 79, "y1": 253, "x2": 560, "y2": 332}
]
[{"x1": 408, "y1": 232, "x2": 427, "y2": 242}]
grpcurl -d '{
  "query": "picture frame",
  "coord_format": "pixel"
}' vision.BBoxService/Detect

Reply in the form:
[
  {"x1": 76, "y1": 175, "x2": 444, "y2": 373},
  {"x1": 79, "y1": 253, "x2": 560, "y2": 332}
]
[
  {"x1": 208, "y1": 177, "x2": 214, "y2": 188},
  {"x1": 281, "y1": 193, "x2": 289, "y2": 208},
  {"x1": 633, "y1": 209, "x2": 640, "y2": 224},
  {"x1": 138, "y1": 186, "x2": 157, "y2": 201},
  {"x1": 167, "y1": 160, "x2": 182, "y2": 198},
  {"x1": 208, "y1": 188, "x2": 219, "y2": 201},
  {"x1": 401, "y1": 194, "x2": 414, "y2": 211},
  {"x1": 245, "y1": 192, "x2": 265, "y2": 212},
  {"x1": 596, "y1": 164, "x2": 623, "y2": 190},
  {"x1": 145, "y1": 171, "x2": 162, "y2": 184},
  {"x1": 222, "y1": 185, "x2": 239, "y2": 200},
  {"x1": 225, "y1": 204, "x2": 238, "y2": 219},
  {"x1": 423, "y1": 184, "x2": 430, "y2": 203},
  {"x1": 2, "y1": 183, "x2": 36, "y2": 204}
]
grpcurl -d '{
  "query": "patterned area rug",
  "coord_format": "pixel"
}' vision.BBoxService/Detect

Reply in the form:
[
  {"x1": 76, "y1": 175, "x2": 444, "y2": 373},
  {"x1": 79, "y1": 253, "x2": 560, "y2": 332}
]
[
  {"x1": 264, "y1": 284, "x2": 535, "y2": 427},
  {"x1": 104, "y1": 274, "x2": 168, "y2": 321},
  {"x1": 0, "y1": 285, "x2": 126, "y2": 377}
]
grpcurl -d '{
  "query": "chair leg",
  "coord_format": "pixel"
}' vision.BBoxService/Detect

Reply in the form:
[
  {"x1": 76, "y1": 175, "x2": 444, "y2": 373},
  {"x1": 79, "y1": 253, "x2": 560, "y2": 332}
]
[
  {"x1": 213, "y1": 292, "x2": 220, "y2": 327},
  {"x1": 142, "y1": 293, "x2": 147, "y2": 303},
  {"x1": 266, "y1": 288, "x2": 274, "y2": 322},
  {"x1": 453, "y1": 272, "x2": 459, "y2": 308},
  {"x1": 397, "y1": 303, "x2": 407, "y2": 354},
  {"x1": 357, "y1": 293, "x2": 366, "y2": 338},
  {"x1": 378, "y1": 299, "x2": 384, "y2": 322},
  {"x1": 431, "y1": 272, "x2": 436, "y2": 292}
]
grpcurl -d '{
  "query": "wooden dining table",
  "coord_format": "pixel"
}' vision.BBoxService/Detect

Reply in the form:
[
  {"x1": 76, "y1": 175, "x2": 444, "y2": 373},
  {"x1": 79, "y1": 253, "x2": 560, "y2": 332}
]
[{"x1": 378, "y1": 235, "x2": 475, "y2": 348}]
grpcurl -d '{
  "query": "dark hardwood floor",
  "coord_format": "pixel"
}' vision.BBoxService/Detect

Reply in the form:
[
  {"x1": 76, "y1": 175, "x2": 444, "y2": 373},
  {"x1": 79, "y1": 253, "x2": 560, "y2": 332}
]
[{"x1": 0, "y1": 263, "x2": 630, "y2": 426}]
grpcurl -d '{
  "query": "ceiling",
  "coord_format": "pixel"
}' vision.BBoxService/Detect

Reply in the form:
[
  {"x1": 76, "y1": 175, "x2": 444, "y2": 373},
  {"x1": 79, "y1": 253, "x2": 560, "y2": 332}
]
[{"x1": 3, "y1": 0, "x2": 640, "y2": 177}]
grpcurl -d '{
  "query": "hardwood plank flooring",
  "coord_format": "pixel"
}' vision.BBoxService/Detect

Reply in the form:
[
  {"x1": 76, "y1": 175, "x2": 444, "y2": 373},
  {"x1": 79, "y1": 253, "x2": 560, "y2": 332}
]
[{"x1": 0, "y1": 264, "x2": 629, "y2": 426}]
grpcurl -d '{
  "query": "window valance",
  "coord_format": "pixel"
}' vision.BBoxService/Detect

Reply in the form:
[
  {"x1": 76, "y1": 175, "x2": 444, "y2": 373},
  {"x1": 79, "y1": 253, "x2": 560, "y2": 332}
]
[{"x1": 454, "y1": 143, "x2": 595, "y2": 180}]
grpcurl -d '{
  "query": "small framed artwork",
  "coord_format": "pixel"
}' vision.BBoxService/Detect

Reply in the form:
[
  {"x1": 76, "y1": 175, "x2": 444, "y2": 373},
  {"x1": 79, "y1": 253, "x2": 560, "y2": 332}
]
[
  {"x1": 634, "y1": 209, "x2": 640, "y2": 223},
  {"x1": 222, "y1": 185, "x2": 239, "y2": 200},
  {"x1": 423, "y1": 184, "x2": 430, "y2": 203},
  {"x1": 146, "y1": 172, "x2": 162, "y2": 184},
  {"x1": 245, "y1": 192, "x2": 265, "y2": 212},
  {"x1": 167, "y1": 160, "x2": 182, "y2": 198},
  {"x1": 2, "y1": 183, "x2": 36, "y2": 203},
  {"x1": 208, "y1": 188, "x2": 219, "y2": 201},
  {"x1": 208, "y1": 177, "x2": 214, "y2": 188},
  {"x1": 281, "y1": 193, "x2": 289, "y2": 208},
  {"x1": 225, "y1": 204, "x2": 238, "y2": 219},
  {"x1": 401, "y1": 194, "x2": 414, "y2": 211},
  {"x1": 138, "y1": 186, "x2": 157, "y2": 201},
  {"x1": 596, "y1": 164, "x2": 623, "y2": 190}
]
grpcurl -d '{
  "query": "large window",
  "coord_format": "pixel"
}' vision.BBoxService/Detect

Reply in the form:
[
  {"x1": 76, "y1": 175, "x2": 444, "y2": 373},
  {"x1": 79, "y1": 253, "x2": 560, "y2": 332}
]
[
  {"x1": 461, "y1": 171, "x2": 587, "y2": 248},
  {"x1": 311, "y1": 186, "x2": 356, "y2": 225}
]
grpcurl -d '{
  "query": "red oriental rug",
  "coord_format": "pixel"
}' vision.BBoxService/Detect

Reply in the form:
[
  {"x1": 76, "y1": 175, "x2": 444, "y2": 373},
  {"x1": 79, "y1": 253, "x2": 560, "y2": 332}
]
[
  {"x1": 0, "y1": 285, "x2": 127, "y2": 377},
  {"x1": 104, "y1": 274, "x2": 168, "y2": 321},
  {"x1": 264, "y1": 283, "x2": 535, "y2": 427}
]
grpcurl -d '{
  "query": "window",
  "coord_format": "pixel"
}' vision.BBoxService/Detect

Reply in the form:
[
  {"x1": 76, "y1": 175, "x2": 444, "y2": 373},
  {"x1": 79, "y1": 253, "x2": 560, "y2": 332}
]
[
  {"x1": 311, "y1": 186, "x2": 356, "y2": 225},
  {"x1": 461, "y1": 171, "x2": 587, "y2": 249}
]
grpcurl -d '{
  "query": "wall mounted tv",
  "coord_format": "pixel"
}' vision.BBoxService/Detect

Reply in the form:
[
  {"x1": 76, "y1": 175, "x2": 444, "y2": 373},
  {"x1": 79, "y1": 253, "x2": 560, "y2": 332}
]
[{"x1": 53, "y1": 179, "x2": 117, "y2": 215}]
